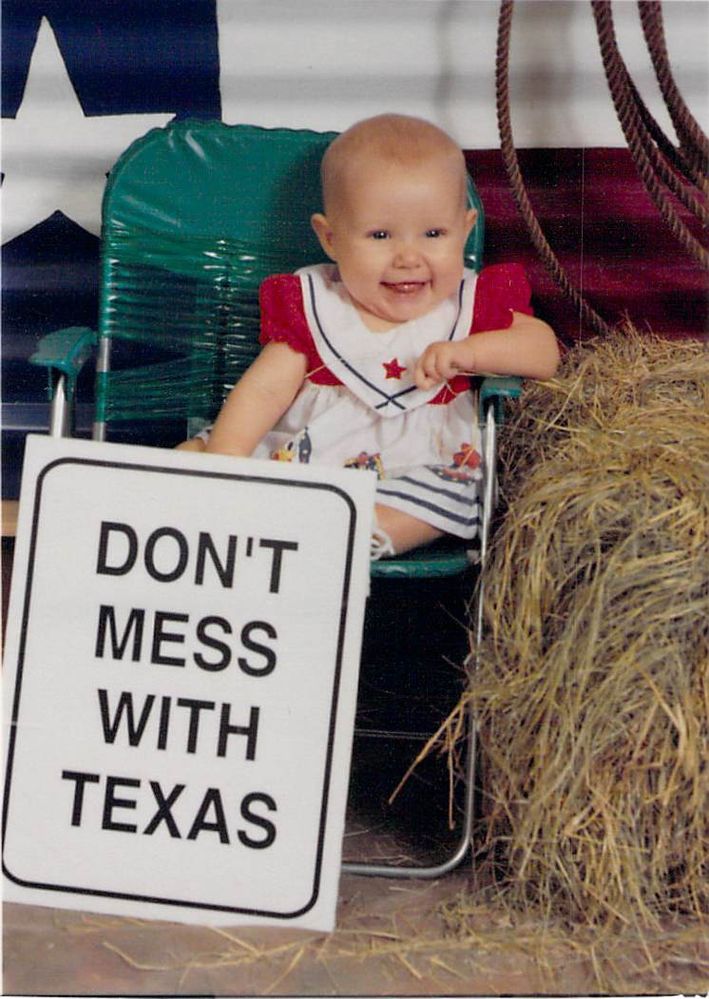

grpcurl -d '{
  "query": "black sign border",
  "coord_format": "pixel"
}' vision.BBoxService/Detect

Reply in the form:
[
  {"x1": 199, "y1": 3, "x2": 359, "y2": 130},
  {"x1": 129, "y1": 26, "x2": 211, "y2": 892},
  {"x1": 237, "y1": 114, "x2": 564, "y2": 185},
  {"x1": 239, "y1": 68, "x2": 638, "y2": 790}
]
[{"x1": 3, "y1": 454, "x2": 359, "y2": 920}]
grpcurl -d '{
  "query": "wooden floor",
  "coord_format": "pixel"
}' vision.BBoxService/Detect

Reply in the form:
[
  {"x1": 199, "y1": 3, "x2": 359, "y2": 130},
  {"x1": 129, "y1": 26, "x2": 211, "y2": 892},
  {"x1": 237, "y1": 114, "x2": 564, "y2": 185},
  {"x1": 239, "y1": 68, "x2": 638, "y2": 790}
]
[{"x1": 0, "y1": 880, "x2": 603, "y2": 998}]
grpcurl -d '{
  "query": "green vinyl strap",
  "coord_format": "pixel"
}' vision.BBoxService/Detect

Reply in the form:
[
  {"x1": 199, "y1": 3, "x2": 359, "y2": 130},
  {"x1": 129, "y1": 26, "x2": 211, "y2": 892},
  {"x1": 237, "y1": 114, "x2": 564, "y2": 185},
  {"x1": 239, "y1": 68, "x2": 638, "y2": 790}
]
[
  {"x1": 96, "y1": 226, "x2": 308, "y2": 425},
  {"x1": 370, "y1": 541, "x2": 471, "y2": 579}
]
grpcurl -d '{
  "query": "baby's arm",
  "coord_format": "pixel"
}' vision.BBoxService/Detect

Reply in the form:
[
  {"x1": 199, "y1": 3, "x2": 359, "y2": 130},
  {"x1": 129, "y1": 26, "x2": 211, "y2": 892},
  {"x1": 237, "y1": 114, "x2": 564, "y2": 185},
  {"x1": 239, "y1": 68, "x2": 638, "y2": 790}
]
[
  {"x1": 205, "y1": 342, "x2": 307, "y2": 456},
  {"x1": 415, "y1": 312, "x2": 560, "y2": 389}
]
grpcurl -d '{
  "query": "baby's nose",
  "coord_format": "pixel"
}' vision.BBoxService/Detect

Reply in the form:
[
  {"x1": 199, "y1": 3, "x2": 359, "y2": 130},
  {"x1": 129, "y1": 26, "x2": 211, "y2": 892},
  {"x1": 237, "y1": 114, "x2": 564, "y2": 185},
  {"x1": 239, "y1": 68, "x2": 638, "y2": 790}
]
[{"x1": 393, "y1": 242, "x2": 421, "y2": 267}]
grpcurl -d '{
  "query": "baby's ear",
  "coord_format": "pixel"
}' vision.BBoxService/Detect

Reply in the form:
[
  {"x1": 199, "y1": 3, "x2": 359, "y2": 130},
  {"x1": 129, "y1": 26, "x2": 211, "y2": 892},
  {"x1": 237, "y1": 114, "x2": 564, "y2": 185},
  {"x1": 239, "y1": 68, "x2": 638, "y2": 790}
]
[
  {"x1": 311, "y1": 213, "x2": 337, "y2": 260},
  {"x1": 464, "y1": 208, "x2": 478, "y2": 235}
]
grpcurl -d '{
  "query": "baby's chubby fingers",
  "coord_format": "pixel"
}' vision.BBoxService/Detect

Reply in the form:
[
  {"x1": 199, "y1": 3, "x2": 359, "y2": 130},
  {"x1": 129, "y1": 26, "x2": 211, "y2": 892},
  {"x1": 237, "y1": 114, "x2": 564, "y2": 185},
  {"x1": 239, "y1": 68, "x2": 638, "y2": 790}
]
[{"x1": 414, "y1": 342, "x2": 460, "y2": 389}]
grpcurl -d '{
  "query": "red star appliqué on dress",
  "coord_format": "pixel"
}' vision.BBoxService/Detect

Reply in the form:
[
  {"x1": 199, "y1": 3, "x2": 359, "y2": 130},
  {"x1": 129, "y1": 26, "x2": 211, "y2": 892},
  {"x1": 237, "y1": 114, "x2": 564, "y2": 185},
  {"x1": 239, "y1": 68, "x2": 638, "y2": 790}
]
[{"x1": 383, "y1": 357, "x2": 407, "y2": 380}]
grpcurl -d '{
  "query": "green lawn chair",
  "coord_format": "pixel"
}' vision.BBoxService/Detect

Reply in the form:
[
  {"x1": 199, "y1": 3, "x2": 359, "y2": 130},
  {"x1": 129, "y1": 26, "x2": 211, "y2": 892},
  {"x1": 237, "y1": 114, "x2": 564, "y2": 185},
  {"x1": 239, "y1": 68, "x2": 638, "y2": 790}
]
[{"x1": 31, "y1": 120, "x2": 521, "y2": 877}]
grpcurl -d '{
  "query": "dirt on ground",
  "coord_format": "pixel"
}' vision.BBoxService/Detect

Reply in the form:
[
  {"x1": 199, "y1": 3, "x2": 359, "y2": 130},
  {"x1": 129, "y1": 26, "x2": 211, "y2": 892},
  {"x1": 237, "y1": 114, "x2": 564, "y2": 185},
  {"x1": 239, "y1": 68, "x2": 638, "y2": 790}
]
[{"x1": 4, "y1": 871, "x2": 708, "y2": 997}]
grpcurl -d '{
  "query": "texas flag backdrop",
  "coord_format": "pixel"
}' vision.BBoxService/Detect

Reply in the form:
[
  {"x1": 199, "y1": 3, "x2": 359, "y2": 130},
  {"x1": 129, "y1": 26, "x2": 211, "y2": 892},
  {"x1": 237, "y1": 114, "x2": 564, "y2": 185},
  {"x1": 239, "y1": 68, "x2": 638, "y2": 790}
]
[
  {"x1": 2, "y1": 1, "x2": 707, "y2": 499},
  {"x1": 2, "y1": 1, "x2": 221, "y2": 497}
]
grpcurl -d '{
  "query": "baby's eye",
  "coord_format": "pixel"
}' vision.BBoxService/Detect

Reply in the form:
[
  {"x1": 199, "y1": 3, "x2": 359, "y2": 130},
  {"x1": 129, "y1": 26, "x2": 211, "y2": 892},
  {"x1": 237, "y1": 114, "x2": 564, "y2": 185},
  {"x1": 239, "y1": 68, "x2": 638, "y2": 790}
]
[
  {"x1": 368, "y1": 230, "x2": 390, "y2": 240},
  {"x1": 425, "y1": 228, "x2": 447, "y2": 238}
]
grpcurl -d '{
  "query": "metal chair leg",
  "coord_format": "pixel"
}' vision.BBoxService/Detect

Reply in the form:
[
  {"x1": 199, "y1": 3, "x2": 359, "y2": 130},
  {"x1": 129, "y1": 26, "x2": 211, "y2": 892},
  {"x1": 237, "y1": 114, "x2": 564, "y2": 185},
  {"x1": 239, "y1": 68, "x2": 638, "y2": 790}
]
[
  {"x1": 342, "y1": 402, "x2": 498, "y2": 878},
  {"x1": 342, "y1": 698, "x2": 477, "y2": 878},
  {"x1": 48, "y1": 375, "x2": 71, "y2": 438}
]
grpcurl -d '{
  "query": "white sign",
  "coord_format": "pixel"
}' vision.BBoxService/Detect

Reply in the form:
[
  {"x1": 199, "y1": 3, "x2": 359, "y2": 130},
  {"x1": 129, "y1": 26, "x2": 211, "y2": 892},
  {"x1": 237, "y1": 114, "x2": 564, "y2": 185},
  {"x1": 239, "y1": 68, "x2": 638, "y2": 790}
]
[{"x1": 3, "y1": 435, "x2": 375, "y2": 930}]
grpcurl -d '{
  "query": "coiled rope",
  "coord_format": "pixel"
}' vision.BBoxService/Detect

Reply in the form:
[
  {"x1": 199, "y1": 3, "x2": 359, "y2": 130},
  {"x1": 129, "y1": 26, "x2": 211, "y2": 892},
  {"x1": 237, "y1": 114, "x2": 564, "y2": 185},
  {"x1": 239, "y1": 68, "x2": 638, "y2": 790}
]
[
  {"x1": 495, "y1": 0, "x2": 708, "y2": 337},
  {"x1": 637, "y1": 0, "x2": 709, "y2": 186},
  {"x1": 495, "y1": 0, "x2": 613, "y2": 338},
  {"x1": 591, "y1": 0, "x2": 708, "y2": 267}
]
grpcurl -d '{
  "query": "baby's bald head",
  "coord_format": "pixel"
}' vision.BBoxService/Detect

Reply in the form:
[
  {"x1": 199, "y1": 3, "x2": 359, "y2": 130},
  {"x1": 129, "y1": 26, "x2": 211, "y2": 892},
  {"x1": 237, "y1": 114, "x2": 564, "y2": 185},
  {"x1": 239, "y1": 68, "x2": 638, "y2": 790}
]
[{"x1": 320, "y1": 114, "x2": 469, "y2": 216}]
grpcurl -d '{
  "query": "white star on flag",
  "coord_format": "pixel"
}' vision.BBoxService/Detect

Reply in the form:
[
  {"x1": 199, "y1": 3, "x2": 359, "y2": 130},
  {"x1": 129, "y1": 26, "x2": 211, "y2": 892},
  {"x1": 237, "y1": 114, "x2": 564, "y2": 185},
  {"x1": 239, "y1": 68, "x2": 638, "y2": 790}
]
[{"x1": 1, "y1": 17, "x2": 172, "y2": 243}]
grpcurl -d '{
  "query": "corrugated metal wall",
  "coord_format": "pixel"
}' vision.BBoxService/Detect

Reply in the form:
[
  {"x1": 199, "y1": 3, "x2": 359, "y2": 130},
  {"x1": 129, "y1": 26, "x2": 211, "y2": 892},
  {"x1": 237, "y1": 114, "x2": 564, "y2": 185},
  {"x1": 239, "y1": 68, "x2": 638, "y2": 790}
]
[{"x1": 217, "y1": 1, "x2": 708, "y2": 147}]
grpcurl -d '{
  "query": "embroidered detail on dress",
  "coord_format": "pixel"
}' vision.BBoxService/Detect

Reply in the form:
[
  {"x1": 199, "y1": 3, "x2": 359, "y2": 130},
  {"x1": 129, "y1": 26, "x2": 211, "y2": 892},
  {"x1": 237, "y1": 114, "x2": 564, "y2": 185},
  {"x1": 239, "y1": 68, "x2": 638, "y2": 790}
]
[
  {"x1": 429, "y1": 442, "x2": 482, "y2": 483},
  {"x1": 271, "y1": 428, "x2": 312, "y2": 463},
  {"x1": 344, "y1": 451, "x2": 385, "y2": 478},
  {"x1": 382, "y1": 357, "x2": 407, "y2": 380},
  {"x1": 453, "y1": 442, "x2": 481, "y2": 471}
]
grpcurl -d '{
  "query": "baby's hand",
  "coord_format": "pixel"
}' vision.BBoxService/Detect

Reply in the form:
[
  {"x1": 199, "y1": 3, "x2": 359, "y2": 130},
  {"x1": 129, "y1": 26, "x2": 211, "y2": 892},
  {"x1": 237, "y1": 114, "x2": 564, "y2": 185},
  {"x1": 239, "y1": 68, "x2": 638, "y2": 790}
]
[{"x1": 414, "y1": 341, "x2": 474, "y2": 390}]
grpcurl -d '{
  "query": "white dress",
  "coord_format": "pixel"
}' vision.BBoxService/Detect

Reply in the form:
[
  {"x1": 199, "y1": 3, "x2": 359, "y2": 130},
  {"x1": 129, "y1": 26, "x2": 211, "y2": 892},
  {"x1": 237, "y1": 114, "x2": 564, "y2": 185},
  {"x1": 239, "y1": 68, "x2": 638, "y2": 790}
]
[{"x1": 250, "y1": 264, "x2": 483, "y2": 539}]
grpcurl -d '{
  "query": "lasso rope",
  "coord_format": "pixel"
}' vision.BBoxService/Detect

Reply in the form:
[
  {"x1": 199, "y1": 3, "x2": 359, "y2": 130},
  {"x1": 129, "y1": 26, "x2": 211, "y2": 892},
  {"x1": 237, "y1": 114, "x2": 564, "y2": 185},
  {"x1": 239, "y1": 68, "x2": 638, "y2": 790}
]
[
  {"x1": 495, "y1": 0, "x2": 709, "y2": 337},
  {"x1": 591, "y1": 0, "x2": 708, "y2": 268},
  {"x1": 623, "y1": 73, "x2": 709, "y2": 222},
  {"x1": 495, "y1": 0, "x2": 613, "y2": 339},
  {"x1": 637, "y1": 0, "x2": 709, "y2": 186}
]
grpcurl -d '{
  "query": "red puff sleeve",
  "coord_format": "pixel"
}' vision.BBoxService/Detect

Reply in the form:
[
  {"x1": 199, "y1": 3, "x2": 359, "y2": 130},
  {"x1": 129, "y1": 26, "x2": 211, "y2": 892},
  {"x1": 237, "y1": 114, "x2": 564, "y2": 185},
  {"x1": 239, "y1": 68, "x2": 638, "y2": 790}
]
[
  {"x1": 259, "y1": 274, "x2": 313, "y2": 354},
  {"x1": 259, "y1": 274, "x2": 339, "y2": 383},
  {"x1": 471, "y1": 263, "x2": 533, "y2": 332},
  {"x1": 431, "y1": 263, "x2": 533, "y2": 403}
]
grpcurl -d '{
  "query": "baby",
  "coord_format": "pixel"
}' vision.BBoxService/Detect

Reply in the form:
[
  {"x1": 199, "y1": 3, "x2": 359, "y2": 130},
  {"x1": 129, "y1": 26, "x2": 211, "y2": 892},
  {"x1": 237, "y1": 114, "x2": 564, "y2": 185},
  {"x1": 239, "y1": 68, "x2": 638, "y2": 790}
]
[{"x1": 180, "y1": 114, "x2": 560, "y2": 557}]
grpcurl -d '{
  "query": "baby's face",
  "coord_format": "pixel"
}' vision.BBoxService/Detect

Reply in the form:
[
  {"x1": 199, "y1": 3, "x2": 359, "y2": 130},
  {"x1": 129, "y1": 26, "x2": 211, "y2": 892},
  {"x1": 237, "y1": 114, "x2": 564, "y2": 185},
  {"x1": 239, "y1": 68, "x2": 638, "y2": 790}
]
[{"x1": 312, "y1": 156, "x2": 476, "y2": 331}]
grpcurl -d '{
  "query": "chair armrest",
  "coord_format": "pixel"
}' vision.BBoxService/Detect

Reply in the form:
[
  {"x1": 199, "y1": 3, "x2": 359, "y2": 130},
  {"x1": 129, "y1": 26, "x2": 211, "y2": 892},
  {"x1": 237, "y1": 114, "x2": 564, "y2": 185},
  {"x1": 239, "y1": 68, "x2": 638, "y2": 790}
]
[
  {"x1": 30, "y1": 327, "x2": 97, "y2": 399},
  {"x1": 478, "y1": 375, "x2": 522, "y2": 424}
]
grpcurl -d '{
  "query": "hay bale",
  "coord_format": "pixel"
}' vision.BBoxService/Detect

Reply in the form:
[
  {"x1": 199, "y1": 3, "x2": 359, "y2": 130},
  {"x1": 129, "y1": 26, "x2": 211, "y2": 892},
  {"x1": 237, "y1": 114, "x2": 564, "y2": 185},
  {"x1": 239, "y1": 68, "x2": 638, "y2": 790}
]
[{"x1": 470, "y1": 327, "x2": 708, "y2": 929}]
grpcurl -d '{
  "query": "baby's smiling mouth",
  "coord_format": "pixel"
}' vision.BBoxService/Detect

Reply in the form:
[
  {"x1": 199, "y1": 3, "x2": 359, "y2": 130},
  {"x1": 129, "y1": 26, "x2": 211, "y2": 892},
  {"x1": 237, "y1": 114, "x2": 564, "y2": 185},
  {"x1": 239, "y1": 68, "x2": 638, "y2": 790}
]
[{"x1": 381, "y1": 280, "x2": 428, "y2": 295}]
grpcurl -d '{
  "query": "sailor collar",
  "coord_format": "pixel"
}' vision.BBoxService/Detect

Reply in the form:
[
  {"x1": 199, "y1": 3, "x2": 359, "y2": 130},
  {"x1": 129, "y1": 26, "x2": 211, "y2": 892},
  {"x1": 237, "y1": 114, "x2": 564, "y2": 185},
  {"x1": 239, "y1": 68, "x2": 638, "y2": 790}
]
[{"x1": 298, "y1": 263, "x2": 478, "y2": 417}]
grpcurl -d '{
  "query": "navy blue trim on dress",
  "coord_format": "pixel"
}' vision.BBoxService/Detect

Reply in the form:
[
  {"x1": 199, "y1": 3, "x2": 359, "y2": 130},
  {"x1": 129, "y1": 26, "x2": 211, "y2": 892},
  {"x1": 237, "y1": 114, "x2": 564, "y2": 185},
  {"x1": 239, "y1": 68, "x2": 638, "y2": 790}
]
[
  {"x1": 395, "y1": 473, "x2": 479, "y2": 505},
  {"x1": 308, "y1": 275, "x2": 465, "y2": 412},
  {"x1": 375, "y1": 487, "x2": 481, "y2": 527}
]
